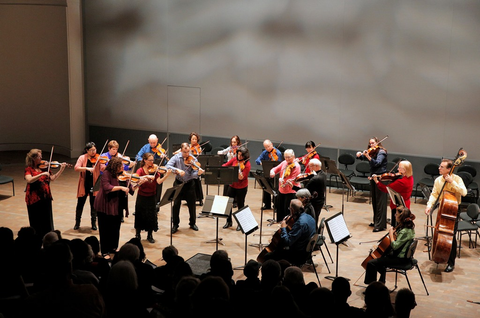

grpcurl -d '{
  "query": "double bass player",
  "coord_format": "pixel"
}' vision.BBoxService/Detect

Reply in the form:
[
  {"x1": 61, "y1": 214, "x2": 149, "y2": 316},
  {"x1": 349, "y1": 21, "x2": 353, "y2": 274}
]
[{"x1": 425, "y1": 158, "x2": 467, "y2": 273}]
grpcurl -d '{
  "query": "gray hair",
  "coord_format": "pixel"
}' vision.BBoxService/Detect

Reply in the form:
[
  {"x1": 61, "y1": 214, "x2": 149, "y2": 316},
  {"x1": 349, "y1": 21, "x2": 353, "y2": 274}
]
[{"x1": 296, "y1": 188, "x2": 312, "y2": 199}]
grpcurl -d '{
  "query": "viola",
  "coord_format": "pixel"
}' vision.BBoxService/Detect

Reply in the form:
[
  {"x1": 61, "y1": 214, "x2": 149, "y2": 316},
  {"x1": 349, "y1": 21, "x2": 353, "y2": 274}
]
[
  {"x1": 118, "y1": 172, "x2": 142, "y2": 183},
  {"x1": 283, "y1": 162, "x2": 296, "y2": 178},
  {"x1": 147, "y1": 164, "x2": 170, "y2": 175},
  {"x1": 362, "y1": 135, "x2": 389, "y2": 157},
  {"x1": 268, "y1": 149, "x2": 279, "y2": 161},
  {"x1": 39, "y1": 160, "x2": 72, "y2": 170},
  {"x1": 152, "y1": 144, "x2": 170, "y2": 160},
  {"x1": 184, "y1": 155, "x2": 202, "y2": 170}
]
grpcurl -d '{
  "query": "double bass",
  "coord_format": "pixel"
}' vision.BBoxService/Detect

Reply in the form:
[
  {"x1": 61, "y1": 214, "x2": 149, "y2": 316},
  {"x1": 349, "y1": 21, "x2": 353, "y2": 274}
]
[{"x1": 431, "y1": 148, "x2": 467, "y2": 264}]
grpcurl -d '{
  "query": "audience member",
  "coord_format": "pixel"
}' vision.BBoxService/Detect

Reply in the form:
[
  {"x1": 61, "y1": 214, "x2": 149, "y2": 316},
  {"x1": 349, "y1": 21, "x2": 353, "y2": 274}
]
[
  {"x1": 331, "y1": 276, "x2": 366, "y2": 317},
  {"x1": 307, "y1": 287, "x2": 335, "y2": 317},
  {"x1": 394, "y1": 288, "x2": 416, "y2": 318},
  {"x1": 364, "y1": 281, "x2": 395, "y2": 318},
  {"x1": 68, "y1": 238, "x2": 99, "y2": 287},
  {"x1": 191, "y1": 276, "x2": 231, "y2": 318}
]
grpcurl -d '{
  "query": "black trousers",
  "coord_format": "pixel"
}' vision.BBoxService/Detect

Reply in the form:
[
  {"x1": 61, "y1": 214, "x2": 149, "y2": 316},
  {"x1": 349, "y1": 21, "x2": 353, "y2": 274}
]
[
  {"x1": 172, "y1": 179, "x2": 197, "y2": 227},
  {"x1": 97, "y1": 212, "x2": 122, "y2": 255},
  {"x1": 275, "y1": 192, "x2": 296, "y2": 222},
  {"x1": 226, "y1": 186, "x2": 248, "y2": 223},
  {"x1": 27, "y1": 199, "x2": 54, "y2": 239},
  {"x1": 364, "y1": 255, "x2": 410, "y2": 284},
  {"x1": 370, "y1": 179, "x2": 388, "y2": 230},
  {"x1": 75, "y1": 192, "x2": 96, "y2": 221}
]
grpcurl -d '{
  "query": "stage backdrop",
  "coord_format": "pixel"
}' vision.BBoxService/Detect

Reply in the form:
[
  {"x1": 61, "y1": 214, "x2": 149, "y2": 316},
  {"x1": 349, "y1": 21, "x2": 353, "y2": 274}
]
[{"x1": 86, "y1": 1, "x2": 480, "y2": 160}]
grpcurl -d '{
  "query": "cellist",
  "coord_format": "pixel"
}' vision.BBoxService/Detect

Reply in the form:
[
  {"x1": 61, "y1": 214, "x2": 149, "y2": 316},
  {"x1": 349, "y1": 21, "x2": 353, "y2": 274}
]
[
  {"x1": 364, "y1": 207, "x2": 416, "y2": 285},
  {"x1": 425, "y1": 158, "x2": 467, "y2": 273}
]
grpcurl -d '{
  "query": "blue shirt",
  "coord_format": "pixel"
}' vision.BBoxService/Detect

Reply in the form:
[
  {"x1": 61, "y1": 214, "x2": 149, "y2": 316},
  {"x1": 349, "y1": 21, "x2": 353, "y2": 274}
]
[
  {"x1": 135, "y1": 143, "x2": 164, "y2": 162},
  {"x1": 165, "y1": 153, "x2": 199, "y2": 183},
  {"x1": 281, "y1": 213, "x2": 316, "y2": 252},
  {"x1": 255, "y1": 148, "x2": 283, "y2": 165},
  {"x1": 358, "y1": 149, "x2": 387, "y2": 175},
  {"x1": 101, "y1": 152, "x2": 130, "y2": 173}
]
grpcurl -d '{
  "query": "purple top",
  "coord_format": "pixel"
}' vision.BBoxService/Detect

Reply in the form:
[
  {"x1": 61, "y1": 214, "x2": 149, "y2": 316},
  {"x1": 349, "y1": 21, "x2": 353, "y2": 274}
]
[{"x1": 94, "y1": 170, "x2": 134, "y2": 216}]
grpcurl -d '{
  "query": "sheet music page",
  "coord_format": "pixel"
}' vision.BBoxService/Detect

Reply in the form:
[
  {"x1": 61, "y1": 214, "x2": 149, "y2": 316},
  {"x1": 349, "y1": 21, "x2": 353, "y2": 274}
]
[
  {"x1": 328, "y1": 214, "x2": 350, "y2": 243},
  {"x1": 211, "y1": 195, "x2": 229, "y2": 214},
  {"x1": 235, "y1": 207, "x2": 258, "y2": 233}
]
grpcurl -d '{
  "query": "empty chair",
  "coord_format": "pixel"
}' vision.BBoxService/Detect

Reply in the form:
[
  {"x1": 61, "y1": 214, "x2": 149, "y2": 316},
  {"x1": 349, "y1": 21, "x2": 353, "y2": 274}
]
[
  {"x1": 414, "y1": 163, "x2": 439, "y2": 203},
  {"x1": 0, "y1": 164, "x2": 14, "y2": 196},
  {"x1": 348, "y1": 162, "x2": 371, "y2": 201},
  {"x1": 329, "y1": 153, "x2": 355, "y2": 192},
  {"x1": 385, "y1": 239, "x2": 429, "y2": 295},
  {"x1": 302, "y1": 233, "x2": 321, "y2": 286}
]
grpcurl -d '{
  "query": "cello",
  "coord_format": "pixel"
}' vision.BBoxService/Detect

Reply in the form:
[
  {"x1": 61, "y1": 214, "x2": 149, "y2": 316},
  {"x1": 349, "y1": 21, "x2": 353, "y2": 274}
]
[
  {"x1": 257, "y1": 214, "x2": 296, "y2": 263},
  {"x1": 361, "y1": 229, "x2": 395, "y2": 270},
  {"x1": 430, "y1": 148, "x2": 467, "y2": 264}
]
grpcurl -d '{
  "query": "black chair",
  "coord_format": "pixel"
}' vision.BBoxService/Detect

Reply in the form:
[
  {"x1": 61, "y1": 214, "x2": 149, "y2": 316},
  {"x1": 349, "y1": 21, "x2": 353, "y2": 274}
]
[
  {"x1": 303, "y1": 233, "x2": 322, "y2": 286},
  {"x1": 457, "y1": 165, "x2": 479, "y2": 202},
  {"x1": 459, "y1": 203, "x2": 480, "y2": 223},
  {"x1": 414, "y1": 163, "x2": 439, "y2": 203},
  {"x1": 329, "y1": 153, "x2": 355, "y2": 192},
  {"x1": 0, "y1": 164, "x2": 15, "y2": 196},
  {"x1": 385, "y1": 239, "x2": 429, "y2": 295},
  {"x1": 457, "y1": 203, "x2": 480, "y2": 257},
  {"x1": 201, "y1": 142, "x2": 212, "y2": 154},
  {"x1": 348, "y1": 162, "x2": 371, "y2": 201}
]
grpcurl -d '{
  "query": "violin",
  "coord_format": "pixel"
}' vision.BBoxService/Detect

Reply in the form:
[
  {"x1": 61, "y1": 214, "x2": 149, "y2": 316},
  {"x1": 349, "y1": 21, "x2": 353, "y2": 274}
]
[
  {"x1": 98, "y1": 155, "x2": 109, "y2": 164},
  {"x1": 362, "y1": 135, "x2": 389, "y2": 156},
  {"x1": 238, "y1": 160, "x2": 246, "y2": 172},
  {"x1": 39, "y1": 160, "x2": 72, "y2": 170},
  {"x1": 370, "y1": 172, "x2": 403, "y2": 182},
  {"x1": 294, "y1": 171, "x2": 316, "y2": 182},
  {"x1": 152, "y1": 144, "x2": 170, "y2": 160},
  {"x1": 147, "y1": 164, "x2": 170, "y2": 175},
  {"x1": 118, "y1": 171, "x2": 142, "y2": 183},
  {"x1": 88, "y1": 153, "x2": 100, "y2": 164},
  {"x1": 268, "y1": 149, "x2": 278, "y2": 161}
]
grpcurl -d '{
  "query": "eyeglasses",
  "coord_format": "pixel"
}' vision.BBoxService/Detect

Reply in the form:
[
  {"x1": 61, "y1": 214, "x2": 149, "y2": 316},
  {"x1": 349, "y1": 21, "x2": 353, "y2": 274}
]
[{"x1": 146, "y1": 159, "x2": 154, "y2": 162}]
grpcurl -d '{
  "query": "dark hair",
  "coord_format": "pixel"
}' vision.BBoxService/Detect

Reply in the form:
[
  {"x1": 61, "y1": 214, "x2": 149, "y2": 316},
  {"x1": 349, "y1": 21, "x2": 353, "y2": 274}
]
[
  {"x1": 84, "y1": 236, "x2": 100, "y2": 255},
  {"x1": 84, "y1": 142, "x2": 96, "y2": 153},
  {"x1": 231, "y1": 135, "x2": 241, "y2": 146},
  {"x1": 140, "y1": 152, "x2": 154, "y2": 168},
  {"x1": 237, "y1": 146, "x2": 250, "y2": 161},
  {"x1": 305, "y1": 141, "x2": 315, "y2": 148},
  {"x1": 189, "y1": 132, "x2": 200, "y2": 143},
  {"x1": 396, "y1": 207, "x2": 416, "y2": 230},
  {"x1": 106, "y1": 156, "x2": 123, "y2": 176}
]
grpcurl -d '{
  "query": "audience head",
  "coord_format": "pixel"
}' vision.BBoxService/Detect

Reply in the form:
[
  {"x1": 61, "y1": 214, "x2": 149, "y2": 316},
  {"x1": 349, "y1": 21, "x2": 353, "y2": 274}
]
[
  {"x1": 395, "y1": 288, "x2": 416, "y2": 317},
  {"x1": 162, "y1": 245, "x2": 179, "y2": 263},
  {"x1": 114, "y1": 243, "x2": 140, "y2": 265},
  {"x1": 68, "y1": 238, "x2": 92, "y2": 269},
  {"x1": 283, "y1": 266, "x2": 305, "y2": 289},
  {"x1": 364, "y1": 281, "x2": 394, "y2": 317},
  {"x1": 107, "y1": 260, "x2": 138, "y2": 293},
  {"x1": 42, "y1": 231, "x2": 59, "y2": 249},
  {"x1": 243, "y1": 259, "x2": 260, "y2": 279},
  {"x1": 84, "y1": 236, "x2": 100, "y2": 256},
  {"x1": 308, "y1": 287, "x2": 335, "y2": 317},
  {"x1": 331, "y1": 276, "x2": 352, "y2": 303},
  {"x1": 260, "y1": 259, "x2": 282, "y2": 286},
  {"x1": 0, "y1": 227, "x2": 14, "y2": 244},
  {"x1": 126, "y1": 237, "x2": 146, "y2": 261}
]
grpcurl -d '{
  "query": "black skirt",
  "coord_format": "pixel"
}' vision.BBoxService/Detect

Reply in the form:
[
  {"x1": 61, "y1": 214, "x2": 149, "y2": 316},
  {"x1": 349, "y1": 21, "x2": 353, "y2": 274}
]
[{"x1": 134, "y1": 194, "x2": 158, "y2": 232}]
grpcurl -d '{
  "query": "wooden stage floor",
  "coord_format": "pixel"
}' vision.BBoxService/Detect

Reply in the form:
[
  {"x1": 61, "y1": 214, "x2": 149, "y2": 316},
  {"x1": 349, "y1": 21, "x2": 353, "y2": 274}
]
[{"x1": 0, "y1": 151, "x2": 479, "y2": 317}]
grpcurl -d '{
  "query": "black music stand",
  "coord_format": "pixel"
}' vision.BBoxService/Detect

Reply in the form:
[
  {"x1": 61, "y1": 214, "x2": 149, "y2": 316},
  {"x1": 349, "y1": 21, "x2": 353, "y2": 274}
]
[
  {"x1": 201, "y1": 194, "x2": 234, "y2": 250},
  {"x1": 321, "y1": 158, "x2": 334, "y2": 211},
  {"x1": 324, "y1": 212, "x2": 352, "y2": 281},
  {"x1": 261, "y1": 160, "x2": 280, "y2": 223},
  {"x1": 197, "y1": 154, "x2": 224, "y2": 169},
  {"x1": 338, "y1": 170, "x2": 356, "y2": 215},
  {"x1": 233, "y1": 205, "x2": 259, "y2": 269},
  {"x1": 158, "y1": 183, "x2": 184, "y2": 246},
  {"x1": 251, "y1": 174, "x2": 277, "y2": 250},
  {"x1": 203, "y1": 166, "x2": 238, "y2": 195}
]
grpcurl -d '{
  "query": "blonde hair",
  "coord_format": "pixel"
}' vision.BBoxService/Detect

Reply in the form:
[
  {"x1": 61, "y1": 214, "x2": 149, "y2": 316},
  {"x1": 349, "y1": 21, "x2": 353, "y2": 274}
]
[
  {"x1": 400, "y1": 161, "x2": 413, "y2": 177},
  {"x1": 26, "y1": 149, "x2": 42, "y2": 167}
]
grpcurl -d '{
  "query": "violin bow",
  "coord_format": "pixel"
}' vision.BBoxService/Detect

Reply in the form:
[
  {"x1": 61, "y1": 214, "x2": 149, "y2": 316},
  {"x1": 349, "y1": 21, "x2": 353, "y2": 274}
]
[
  {"x1": 47, "y1": 146, "x2": 54, "y2": 175},
  {"x1": 93, "y1": 139, "x2": 109, "y2": 170},
  {"x1": 121, "y1": 140, "x2": 130, "y2": 157},
  {"x1": 276, "y1": 141, "x2": 283, "y2": 148}
]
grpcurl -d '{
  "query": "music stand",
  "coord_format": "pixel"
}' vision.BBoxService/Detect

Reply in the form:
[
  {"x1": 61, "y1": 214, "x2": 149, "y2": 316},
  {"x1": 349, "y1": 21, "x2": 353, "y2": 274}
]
[
  {"x1": 261, "y1": 160, "x2": 280, "y2": 224},
  {"x1": 338, "y1": 170, "x2": 356, "y2": 215},
  {"x1": 158, "y1": 183, "x2": 184, "y2": 246},
  {"x1": 251, "y1": 174, "x2": 277, "y2": 250},
  {"x1": 387, "y1": 187, "x2": 406, "y2": 208},
  {"x1": 324, "y1": 212, "x2": 352, "y2": 281},
  {"x1": 203, "y1": 166, "x2": 239, "y2": 195},
  {"x1": 197, "y1": 154, "x2": 224, "y2": 169},
  {"x1": 233, "y1": 205, "x2": 259, "y2": 269},
  {"x1": 321, "y1": 158, "x2": 334, "y2": 211},
  {"x1": 201, "y1": 195, "x2": 233, "y2": 250}
]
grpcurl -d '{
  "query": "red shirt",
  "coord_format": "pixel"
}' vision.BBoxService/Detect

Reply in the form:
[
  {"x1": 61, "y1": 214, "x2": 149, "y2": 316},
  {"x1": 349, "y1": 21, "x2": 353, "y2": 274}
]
[
  {"x1": 24, "y1": 167, "x2": 52, "y2": 206},
  {"x1": 136, "y1": 167, "x2": 158, "y2": 197},
  {"x1": 223, "y1": 158, "x2": 251, "y2": 189},
  {"x1": 376, "y1": 175, "x2": 414, "y2": 210}
]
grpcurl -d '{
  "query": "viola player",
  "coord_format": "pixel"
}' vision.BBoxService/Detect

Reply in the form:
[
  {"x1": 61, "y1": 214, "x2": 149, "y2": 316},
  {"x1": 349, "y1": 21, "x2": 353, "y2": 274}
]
[
  {"x1": 255, "y1": 139, "x2": 283, "y2": 210},
  {"x1": 425, "y1": 158, "x2": 467, "y2": 273},
  {"x1": 372, "y1": 160, "x2": 414, "y2": 227},
  {"x1": 356, "y1": 137, "x2": 388, "y2": 232},
  {"x1": 74, "y1": 142, "x2": 101, "y2": 231},
  {"x1": 270, "y1": 149, "x2": 300, "y2": 222},
  {"x1": 165, "y1": 142, "x2": 203, "y2": 234}
]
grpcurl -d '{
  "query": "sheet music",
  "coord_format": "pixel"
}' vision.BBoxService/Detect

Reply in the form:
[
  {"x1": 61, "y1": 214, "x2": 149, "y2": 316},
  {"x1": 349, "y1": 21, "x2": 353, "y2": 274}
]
[
  {"x1": 211, "y1": 195, "x2": 229, "y2": 214},
  {"x1": 327, "y1": 213, "x2": 350, "y2": 243},
  {"x1": 234, "y1": 207, "x2": 258, "y2": 234}
]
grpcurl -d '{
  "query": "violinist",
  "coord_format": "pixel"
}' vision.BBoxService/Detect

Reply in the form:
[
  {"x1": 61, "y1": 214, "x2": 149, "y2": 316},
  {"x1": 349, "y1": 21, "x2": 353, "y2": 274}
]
[
  {"x1": 100, "y1": 140, "x2": 135, "y2": 172},
  {"x1": 255, "y1": 139, "x2": 283, "y2": 210},
  {"x1": 24, "y1": 149, "x2": 67, "y2": 239},
  {"x1": 94, "y1": 156, "x2": 139, "y2": 257},
  {"x1": 134, "y1": 153, "x2": 172, "y2": 243},
  {"x1": 221, "y1": 146, "x2": 251, "y2": 230},
  {"x1": 135, "y1": 134, "x2": 168, "y2": 209},
  {"x1": 74, "y1": 142, "x2": 101, "y2": 231},
  {"x1": 356, "y1": 137, "x2": 388, "y2": 232},
  {"x1": 364, "y1": 207, "x2": 416, "y2": 285},
  {"x1": 262, "y1": 199, "x2": 316, "y2": 266},
  {"x1": 270, "y1": 149, "x2": 300, "y2": 222},
  {"x1": 298, "y1": 140, "x2": 320, "y2": 173},
  {"x1": 425, "y1": 158, "x2": 467, "y2": 273},
  {"x1": 217, "y1": 135, "x2": 241, "y2": 162},
  {"x1": 165, "y1": 142, "x2": 203, "y2": 234},
  {"x1": 372, "y1": 160, "x2": 414, "y2": 227},
  {"x1": 291, "y1": 158, "x2": 326, "y2": 226}
]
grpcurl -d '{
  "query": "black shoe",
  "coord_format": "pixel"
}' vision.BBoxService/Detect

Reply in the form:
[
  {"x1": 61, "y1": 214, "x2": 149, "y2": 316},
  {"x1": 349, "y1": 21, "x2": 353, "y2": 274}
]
[
  {"x1": 91, "y1": 224, "x2": 97, "y2": 231},
  {"x1": 147, "y1": 236, "x2": 155, "y2": 243},
  {"x1": 373, "y1": 228, "x2": 386, "y2": 232},
  {"x1": 223, "y1": 221, "x2": 232, "y2": 229},
  {"x1": 236, "y1": 225, "x2": 241, "y2": 231},
  {"x1": 233, "y1": 203, "x2": 238, "y2": 208},
  {"x1": 74, "y1": 223, "x2": 80, "y2": 230},
  {"x1": 369, "y1": 223, "x2": 374, "y2": 227},
  {"x1": 445, "y1": 265, "x2": 455, "y2": 272},
  {"x1": 171, "y1": 226, "x2": 179, "y2": 234},
  {"x1": 135, "y1": 234, "x2": 141, "y2": 240},
  {"x1": 261, "y1": 206, "x2": 272, "y2": 211},
  {"x1": 190, "y1": 224, "x2": 199, "y2": 231}
]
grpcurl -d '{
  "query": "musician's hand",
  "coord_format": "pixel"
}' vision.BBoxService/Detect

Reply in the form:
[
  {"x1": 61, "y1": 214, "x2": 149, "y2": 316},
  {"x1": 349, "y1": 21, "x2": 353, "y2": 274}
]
[
  {"x1": 389, "y1": 227, "x2": 395, "y2": 235},
  {"x1": 280, "y1": 220, "x2": 287, "y2": 228},
  {"x1": 270, "y1": 170, "x2": 275, "y2": 178},
  {"x1": 425, "y1": 207, "x2": 431, "y2": 215},
  {"x1": 444, "y1": 174, "x2": 453, "y2": 183},
  {"x1": 356, "y1": 152, "x2": 362, "y2": 158},
  {"x1": 198, "y1": 168, "x2": 205, "y2": 176},
  {"x1": 285, "y1": 179, "x2": 293, "y2": 187},
  {"x1": 238, "y1": 172, "x2": 244, "y2": 180},
  {"x1": 178, "y1": 169, "x2": 185, "y2": 177}
]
